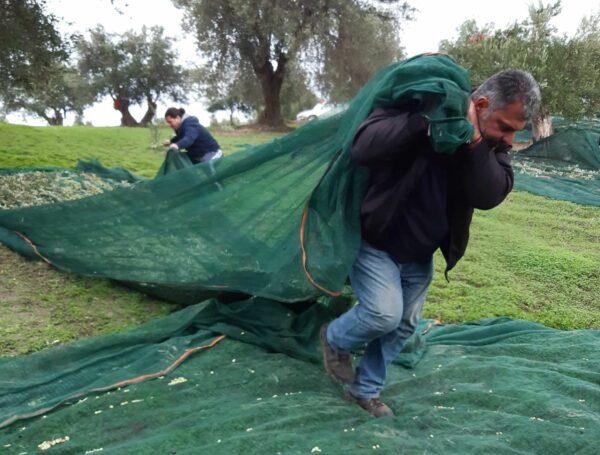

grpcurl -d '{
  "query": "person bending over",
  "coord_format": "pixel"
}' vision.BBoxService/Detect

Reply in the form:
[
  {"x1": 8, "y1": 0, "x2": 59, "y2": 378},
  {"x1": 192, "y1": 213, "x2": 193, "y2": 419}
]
[{"x1": 163, "y1": 107, "x2": 222, "y2": 164}]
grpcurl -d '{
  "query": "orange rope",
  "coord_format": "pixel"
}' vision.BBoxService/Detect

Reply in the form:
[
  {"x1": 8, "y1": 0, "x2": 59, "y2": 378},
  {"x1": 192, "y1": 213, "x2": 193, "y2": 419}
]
[
  {"x1": 421, "y1": 320, "x2": 442, "y2": 335},
  {"x1": 299, "y1": 204, "x2": 342, "y2": 298},
  {"x1": 13, "y1": 231, "x2": 53, "y2": 265},
  {"x1": 100, "y1": 335, "x2": 226, "y2": 389},
  {"x1": 0, "y1": 335, "x2": 226, "y2": 429}
]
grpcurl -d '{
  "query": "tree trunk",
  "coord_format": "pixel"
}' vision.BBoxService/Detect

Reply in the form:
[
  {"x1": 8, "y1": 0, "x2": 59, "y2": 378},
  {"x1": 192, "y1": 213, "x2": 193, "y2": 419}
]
[
  {"x1": 114, "y1": 97, "x2": 140, "y2": 127},
  {"x1": 257, "y1": 72, "x2": 285, "y2": 128},
  {"x1": 532, "y1": 111, "x2": 553, "y2": 141},
  {"x1": 43, "y1": 109, "x2": 63, "y2": 126},
  {"x1": 255, "y1": 57, "x2": 286, "y2": 129},
  {"x1": 139, "y1": 99, "x2": 157, "y2": 127}
]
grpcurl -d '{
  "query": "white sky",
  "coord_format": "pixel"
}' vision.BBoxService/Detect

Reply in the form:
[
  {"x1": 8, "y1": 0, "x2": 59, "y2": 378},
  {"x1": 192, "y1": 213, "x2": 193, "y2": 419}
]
[{"x1": 7, "y1": 0, "x2": 594, "y2": 126}]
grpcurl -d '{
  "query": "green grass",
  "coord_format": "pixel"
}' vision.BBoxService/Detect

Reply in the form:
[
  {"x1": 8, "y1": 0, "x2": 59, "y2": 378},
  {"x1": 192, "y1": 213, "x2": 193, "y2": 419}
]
[
  {"x1": 0, "y1": 123, "x2": 278, "y2": 177},
  {"x1": 0, "y1": 245, "x2": 175, "y2": 355},
  {"x1": 426, "y1": 191, "x2": 600, "y2": 329},
  {"x1": 0, "y1": 122, "x2": 598, "y2": 356}
]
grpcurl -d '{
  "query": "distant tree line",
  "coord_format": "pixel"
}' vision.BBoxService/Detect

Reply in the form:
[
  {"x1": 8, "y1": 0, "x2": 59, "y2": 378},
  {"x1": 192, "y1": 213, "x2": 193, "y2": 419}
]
[
  {"x1": 441, "y1": 1, "x2": 600, "y2": 138},
  {"x1": 0, "y1": 0, "x2": 414, "y2": 127},
  {"x1": 0, "y1": 0, "x2": 598, "y2": 133}
]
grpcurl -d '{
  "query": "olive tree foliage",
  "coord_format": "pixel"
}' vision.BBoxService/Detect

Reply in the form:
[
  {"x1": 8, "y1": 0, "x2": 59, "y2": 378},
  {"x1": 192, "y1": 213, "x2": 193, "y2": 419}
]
[
  {"x1": 208, "y1": 96, "x2": 253, "y2": 125},
  {"x1": 173, "y1": 0, "x2": 413, "y2": 128},
  {"x1": 3, "y1": 62, "x2": 94, "y2": 126},
  {"x1": 440, "y1": 1, "x2": 600, "y2": 139},
  {"x1": 76, "y1": 26, "x2": 189, "y2": 127},
  {"x1": 0, "y1": 0, "x2": 87, "y2": 123},
  {"x1": 197, "y1": 60, "x2": 261, "y2": 125},
  {"x1": 200, "y1": 59, "x2": 318, "y2": 125},
  {"x1": 0, "y1": 0, "x2": 67, "y2": 98},
  {"x1": 305, "y1": 2, "x2": 406, "y2": 103},
  {"x1": 280, "y1": 61, "x2": 320, "y2": 121}
]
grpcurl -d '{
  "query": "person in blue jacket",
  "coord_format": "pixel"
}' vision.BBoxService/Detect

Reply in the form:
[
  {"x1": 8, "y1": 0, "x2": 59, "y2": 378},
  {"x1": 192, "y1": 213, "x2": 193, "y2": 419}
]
[{"x1": 163, "y1": 107, "x2": 223, "y2": 164}]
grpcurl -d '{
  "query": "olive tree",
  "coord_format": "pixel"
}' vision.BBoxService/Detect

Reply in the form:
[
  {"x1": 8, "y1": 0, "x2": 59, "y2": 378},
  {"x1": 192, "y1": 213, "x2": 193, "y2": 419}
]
[
  {"x1": 440, "y1": 1, "x2": 600, "y2": 139},
  {"x1": 174, "y1": 0, "x2": 413, "y2": 128}
]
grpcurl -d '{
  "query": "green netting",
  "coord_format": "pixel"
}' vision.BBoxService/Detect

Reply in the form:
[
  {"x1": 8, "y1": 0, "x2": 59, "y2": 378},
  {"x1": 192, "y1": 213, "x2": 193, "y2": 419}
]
[
  {"x1": 1, "y1": 54, "x2": 600, "y2": 452},
  {"x1": 512, "y1": 123, "x2": 600, "y2": 206},
  {"x1": 1, "y1": 300, "x2": 599, "y2": 453},
  {"x1": 0, "y1": 54, "x2": 473, "y2": 302}
]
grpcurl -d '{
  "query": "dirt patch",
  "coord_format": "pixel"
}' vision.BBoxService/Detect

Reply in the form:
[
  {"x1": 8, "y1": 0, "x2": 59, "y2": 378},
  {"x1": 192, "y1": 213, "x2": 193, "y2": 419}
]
[
  {"x1": 213, "y1": 123, "x2": 294, "y2": 135},
  {"x1": 0, "y1": 246, "x2": 58, "y2": 354},
  {"x1": 0, "y1": 245, "x2": 174, "y2": 356}
]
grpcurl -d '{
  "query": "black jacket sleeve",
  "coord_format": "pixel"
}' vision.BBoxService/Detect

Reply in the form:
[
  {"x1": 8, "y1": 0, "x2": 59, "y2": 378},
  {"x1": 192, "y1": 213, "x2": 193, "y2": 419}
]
[
  {"x1": 458, "y1": 141, "x2": 514, "y2": 210},
  {"x1": 350, "y1": 108, "x2": 428, "y2": 165}
]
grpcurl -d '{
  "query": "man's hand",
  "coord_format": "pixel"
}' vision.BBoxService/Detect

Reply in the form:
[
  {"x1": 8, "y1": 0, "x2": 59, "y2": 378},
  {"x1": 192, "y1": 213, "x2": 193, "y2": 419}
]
[
  {"x1": 466, "y1": 100, "x2": 483, "y2": 148},
  {"x1": 169, "y1": 143, "x2": 179, "y2": 150}
]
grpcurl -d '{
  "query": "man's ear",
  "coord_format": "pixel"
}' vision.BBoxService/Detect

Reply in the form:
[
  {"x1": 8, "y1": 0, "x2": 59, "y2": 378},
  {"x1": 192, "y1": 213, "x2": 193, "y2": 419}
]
[{"x1": 473, "y1": 97, "x2": 489, "y2": 111}]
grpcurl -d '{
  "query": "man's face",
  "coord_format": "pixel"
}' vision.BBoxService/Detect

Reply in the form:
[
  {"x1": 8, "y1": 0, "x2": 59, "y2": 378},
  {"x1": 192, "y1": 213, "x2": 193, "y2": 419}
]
[
  {"x1": 474, "y1": 97, "x2": 527, "y2": 148},
  {"x1": 165, "y1": 116, "x2": 182, "y2": 130}
]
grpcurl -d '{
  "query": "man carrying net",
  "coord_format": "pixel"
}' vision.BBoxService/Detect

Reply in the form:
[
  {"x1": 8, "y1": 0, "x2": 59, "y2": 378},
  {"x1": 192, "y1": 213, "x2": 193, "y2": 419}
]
[{"x1": 320, "y1": 69, "x2": 541, "y2": 417}]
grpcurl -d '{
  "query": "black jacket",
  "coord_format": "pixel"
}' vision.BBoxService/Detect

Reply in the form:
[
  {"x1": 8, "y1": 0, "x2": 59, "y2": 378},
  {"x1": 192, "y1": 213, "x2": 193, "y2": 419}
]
[{"x1": 351, "y1": 107, "x2": 513, "y2": 275}]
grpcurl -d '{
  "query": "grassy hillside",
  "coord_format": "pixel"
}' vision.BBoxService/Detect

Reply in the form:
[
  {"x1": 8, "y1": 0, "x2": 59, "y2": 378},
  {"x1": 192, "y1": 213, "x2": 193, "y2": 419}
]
[
  {"x1": 0, "y1": 123, "x2": 598, "y2": 356},
  {"x1": 0, "y1": 123, "x2": 278, "y2": 177}
]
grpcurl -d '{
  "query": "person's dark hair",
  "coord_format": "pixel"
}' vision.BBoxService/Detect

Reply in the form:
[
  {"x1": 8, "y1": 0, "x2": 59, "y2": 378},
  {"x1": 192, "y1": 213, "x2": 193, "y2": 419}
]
[
  {"x1": 472, "y1": 70, "x2": 541, "y2": 120},
  {"x1": 165, "y1": 107, "x2": 185, "y2": 119}
]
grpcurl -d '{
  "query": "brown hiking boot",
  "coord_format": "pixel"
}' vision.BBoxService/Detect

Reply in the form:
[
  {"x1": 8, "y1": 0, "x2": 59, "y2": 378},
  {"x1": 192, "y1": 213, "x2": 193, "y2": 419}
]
[
  {"x1": 344, "y1": 392, "x2": 394, "y2": 417},
  {"x1": 319, "y1": 324, "x2": 355, "y2": 385}
]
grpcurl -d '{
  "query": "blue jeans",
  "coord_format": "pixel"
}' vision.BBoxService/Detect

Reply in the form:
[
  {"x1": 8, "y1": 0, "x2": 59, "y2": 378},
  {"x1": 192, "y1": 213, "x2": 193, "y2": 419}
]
[
  {"x1": 200, "y1": 150, "x2": 224, "y2": 191},
  {"x1": 326, "y1": 241, "x2": 433, "y2": 399}
]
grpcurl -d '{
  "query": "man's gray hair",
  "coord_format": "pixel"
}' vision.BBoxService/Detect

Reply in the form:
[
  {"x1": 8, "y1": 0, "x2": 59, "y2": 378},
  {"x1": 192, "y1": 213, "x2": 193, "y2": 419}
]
[{"x1": 472, "y1": 69, "x2": 541, "y2": 120}]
